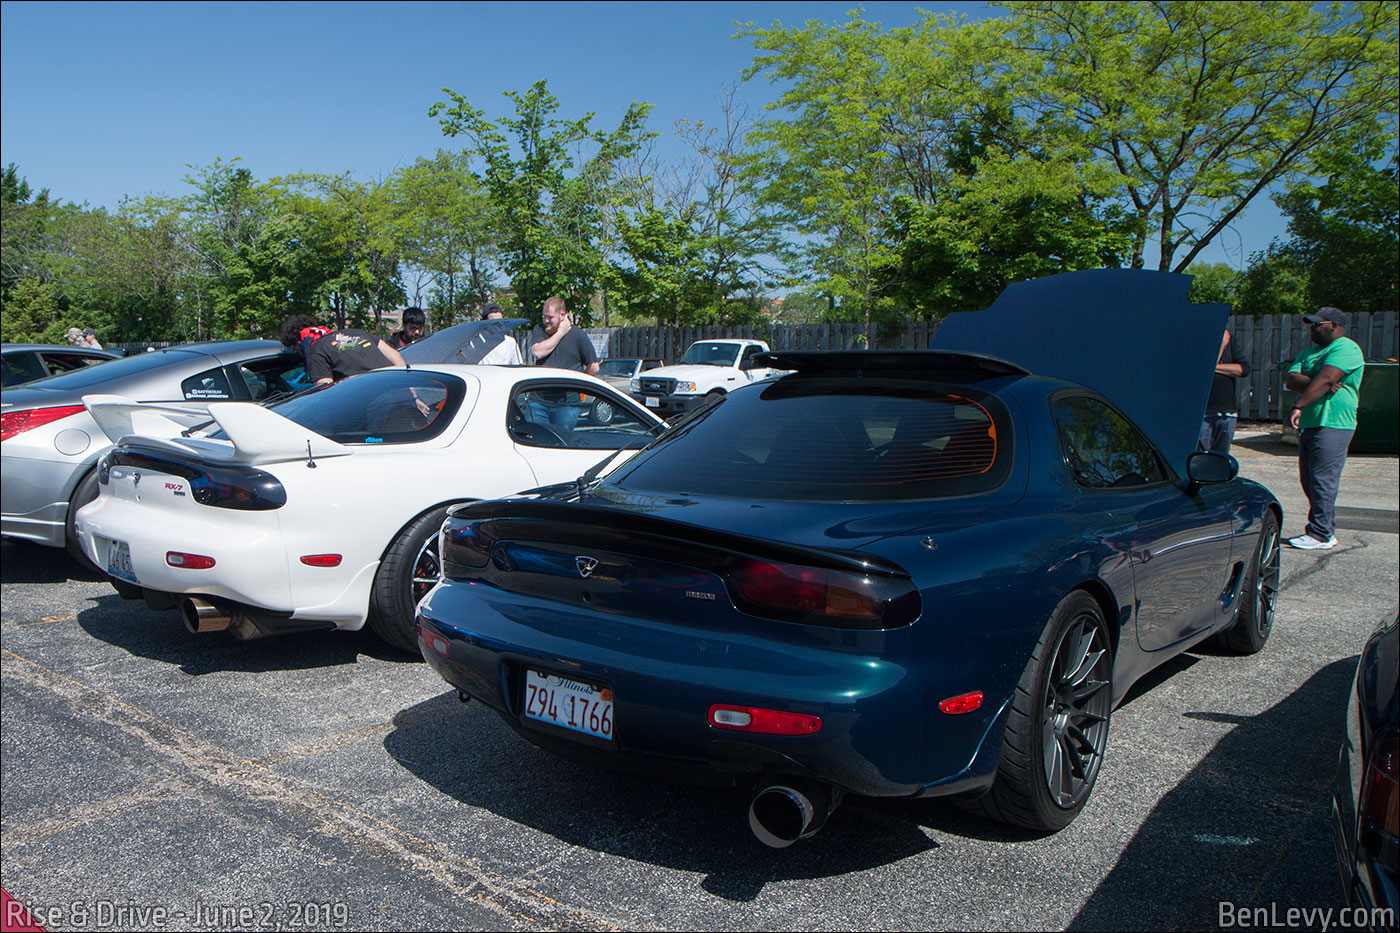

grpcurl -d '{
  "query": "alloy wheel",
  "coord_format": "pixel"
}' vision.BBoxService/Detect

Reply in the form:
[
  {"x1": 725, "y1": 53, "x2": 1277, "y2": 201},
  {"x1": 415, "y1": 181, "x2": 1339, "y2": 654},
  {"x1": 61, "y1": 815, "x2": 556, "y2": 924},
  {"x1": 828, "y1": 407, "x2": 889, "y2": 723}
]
[
  {"x1": 1254, "y1": 525, "x2": 1280, "y2": 640},
  {"x1": 1041, "y1": 614, "x2": 1112, "y2": 809},
  {"x1": 410, "y1": 534, "x2": 442, "y2": 607}
]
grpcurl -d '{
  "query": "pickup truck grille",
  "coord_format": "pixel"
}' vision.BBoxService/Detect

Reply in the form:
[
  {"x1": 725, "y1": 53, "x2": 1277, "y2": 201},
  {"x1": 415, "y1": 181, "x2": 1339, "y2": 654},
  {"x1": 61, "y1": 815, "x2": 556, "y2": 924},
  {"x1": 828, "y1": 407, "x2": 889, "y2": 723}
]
[{"x1": 639, "y1": 376, "x2": 677, "y2": 395}]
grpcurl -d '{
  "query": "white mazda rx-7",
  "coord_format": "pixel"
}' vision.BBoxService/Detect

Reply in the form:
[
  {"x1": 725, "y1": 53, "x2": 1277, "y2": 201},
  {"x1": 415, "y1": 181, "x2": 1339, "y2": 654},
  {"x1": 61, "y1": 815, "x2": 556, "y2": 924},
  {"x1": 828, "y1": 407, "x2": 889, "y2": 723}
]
[{"x1": 75, "y1": 364, "x2": 665, "y2": 652}]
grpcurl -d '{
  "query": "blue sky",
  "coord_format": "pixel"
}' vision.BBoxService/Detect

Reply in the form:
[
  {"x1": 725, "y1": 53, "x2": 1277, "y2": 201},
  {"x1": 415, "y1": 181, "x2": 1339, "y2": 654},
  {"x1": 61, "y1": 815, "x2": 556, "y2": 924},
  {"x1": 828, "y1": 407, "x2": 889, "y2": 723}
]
[{"x1": 2, "y1": 0, "x2": 1281, "y2": 276}]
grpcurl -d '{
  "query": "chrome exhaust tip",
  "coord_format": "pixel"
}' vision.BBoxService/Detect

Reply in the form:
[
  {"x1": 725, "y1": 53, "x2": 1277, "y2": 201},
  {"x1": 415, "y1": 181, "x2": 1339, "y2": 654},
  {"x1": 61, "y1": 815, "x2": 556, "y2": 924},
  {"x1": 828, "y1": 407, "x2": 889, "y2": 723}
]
[
  {"x1": 181, "y1": 597, "x2": 230, "y2": 633},
  {"x1": 748, "y1": 777, "x2": 841, "y2": 848}
]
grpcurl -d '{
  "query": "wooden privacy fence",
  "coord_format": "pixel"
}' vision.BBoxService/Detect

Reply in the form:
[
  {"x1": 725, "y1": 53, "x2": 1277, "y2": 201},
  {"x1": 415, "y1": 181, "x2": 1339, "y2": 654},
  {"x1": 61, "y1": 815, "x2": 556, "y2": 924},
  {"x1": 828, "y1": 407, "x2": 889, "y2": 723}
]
[{"x1": 591, "y1": 311, "x2": 1398, "y2": 422}]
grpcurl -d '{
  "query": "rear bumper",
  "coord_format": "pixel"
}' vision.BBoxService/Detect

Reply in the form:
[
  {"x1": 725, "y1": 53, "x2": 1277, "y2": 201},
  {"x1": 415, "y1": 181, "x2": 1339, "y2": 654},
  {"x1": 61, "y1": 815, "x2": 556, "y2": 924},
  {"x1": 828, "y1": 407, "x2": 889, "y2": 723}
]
[{"x1": 416, "y1": 582, "x2": 1005, "y2": 799}]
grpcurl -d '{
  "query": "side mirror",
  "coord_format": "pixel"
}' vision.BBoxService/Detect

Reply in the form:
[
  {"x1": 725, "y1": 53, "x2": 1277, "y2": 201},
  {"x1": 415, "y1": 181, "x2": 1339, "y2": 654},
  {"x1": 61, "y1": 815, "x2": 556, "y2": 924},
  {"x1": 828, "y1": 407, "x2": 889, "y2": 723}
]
[{"x1": 1186, "y1": 451, "x2": 1239, "y2": 485}]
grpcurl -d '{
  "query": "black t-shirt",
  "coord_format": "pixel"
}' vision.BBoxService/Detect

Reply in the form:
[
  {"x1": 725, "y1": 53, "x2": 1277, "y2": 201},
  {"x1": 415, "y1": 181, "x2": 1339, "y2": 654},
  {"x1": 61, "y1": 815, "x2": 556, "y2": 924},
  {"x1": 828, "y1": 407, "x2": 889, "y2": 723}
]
[
  {"x1": 306, "y1": 329, "x2": 392, "y2": 383},
  {"x1": 529, "y1": 324, "x2": 597, "y2": 372},
  {"x1": 1205, "y1": 334, "x2": 1251, "y2": 413}
]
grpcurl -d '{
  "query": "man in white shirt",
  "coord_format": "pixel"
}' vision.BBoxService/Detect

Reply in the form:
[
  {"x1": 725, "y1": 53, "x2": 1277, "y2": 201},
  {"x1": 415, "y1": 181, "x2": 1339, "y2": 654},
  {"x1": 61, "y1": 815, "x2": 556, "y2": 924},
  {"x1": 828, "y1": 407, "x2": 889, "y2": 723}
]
[{"x1": 478, "y1": 302, "x2": 523, "y2": 365}]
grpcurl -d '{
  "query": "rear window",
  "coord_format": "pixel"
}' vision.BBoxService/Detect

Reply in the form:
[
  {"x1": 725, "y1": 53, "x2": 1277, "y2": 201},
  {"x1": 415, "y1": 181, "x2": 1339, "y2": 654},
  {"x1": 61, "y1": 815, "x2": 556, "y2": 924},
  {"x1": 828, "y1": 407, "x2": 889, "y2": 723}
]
[
  {"x1": 212, "y1": 370, "x2": 468, "y2": 445},
  {"x1": 607, "y1": 376, "x2": 1012, "y2": 501}
]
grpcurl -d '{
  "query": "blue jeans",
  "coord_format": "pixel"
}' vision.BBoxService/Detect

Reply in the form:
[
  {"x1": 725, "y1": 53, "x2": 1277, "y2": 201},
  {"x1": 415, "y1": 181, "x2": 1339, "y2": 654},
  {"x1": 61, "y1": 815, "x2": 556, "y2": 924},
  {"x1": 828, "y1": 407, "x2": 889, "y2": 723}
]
[
  {"x1": 525, "y1": 396, "x2": 580, "y2": 432},
  {"x1": 1199, "y1": 413, "x2": 1238, "y2": 455},
  {"x1": 1298, "y1": 426, "x2": 1353, "y2": 540}
]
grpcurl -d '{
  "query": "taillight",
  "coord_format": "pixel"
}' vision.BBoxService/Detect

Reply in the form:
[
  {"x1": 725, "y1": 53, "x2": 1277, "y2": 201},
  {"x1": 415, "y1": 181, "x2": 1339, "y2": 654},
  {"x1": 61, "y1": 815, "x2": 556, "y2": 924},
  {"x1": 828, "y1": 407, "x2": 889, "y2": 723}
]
[
  {"x1": 1361, "y1": 734, "x2": 1399, "y2": 840},
  {"x1": 300, "y1": 554, "x2": 343, "y2": 567},
  {"x1": 441, "y1": 518, "x2": 496, "y2": 573},
  {"x1": 708, "y1": 704, "x2": 822, "y2": 735},
  {"x1": 418, "y1": 623, "x2": 450, "y2": 659},
  {"x1": 724, "y1": 557, "x2": 919, "y2": 629},
  {"x1": 1, "y1": 405, "x2": 87, "y2": 441},
  {"x1": 189, "y1": 466, "x2": 286, "y2": 510}
]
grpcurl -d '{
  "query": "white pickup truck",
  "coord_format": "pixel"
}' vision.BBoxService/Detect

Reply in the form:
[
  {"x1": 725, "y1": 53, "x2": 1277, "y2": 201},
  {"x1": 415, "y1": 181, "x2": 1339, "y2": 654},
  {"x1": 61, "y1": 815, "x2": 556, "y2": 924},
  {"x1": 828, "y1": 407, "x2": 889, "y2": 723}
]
[{"x1": 630, "y1": 338, "x2": 781, "y2": 417}]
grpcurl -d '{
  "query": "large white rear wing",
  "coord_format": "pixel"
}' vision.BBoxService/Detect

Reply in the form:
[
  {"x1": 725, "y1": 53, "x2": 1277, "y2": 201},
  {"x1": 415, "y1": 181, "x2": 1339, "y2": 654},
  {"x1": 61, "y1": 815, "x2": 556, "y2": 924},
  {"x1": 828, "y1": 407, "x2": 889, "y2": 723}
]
[{"x1": 83, "y1": 395, "x2": 350, "y2": 464}]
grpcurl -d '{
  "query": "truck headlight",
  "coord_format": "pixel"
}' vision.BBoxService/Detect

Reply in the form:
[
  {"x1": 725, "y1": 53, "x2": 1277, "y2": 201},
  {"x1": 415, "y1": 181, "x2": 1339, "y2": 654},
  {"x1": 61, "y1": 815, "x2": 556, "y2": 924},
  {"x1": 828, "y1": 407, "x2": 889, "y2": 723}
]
[
  {"x1": 676, "y1": 381, "x2": 697, "y2": 393},
  {"x1": 630, "y1": 377, "x2": 641, "y2": 392}
]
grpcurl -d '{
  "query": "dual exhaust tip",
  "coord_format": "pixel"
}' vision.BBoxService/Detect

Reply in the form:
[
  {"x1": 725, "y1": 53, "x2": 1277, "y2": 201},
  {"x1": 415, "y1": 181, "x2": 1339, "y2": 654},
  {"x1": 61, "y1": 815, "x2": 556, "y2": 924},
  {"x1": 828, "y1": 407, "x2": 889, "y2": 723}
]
[{"x1": 748, "y1": 777, "x2": 842, "y2": 848}]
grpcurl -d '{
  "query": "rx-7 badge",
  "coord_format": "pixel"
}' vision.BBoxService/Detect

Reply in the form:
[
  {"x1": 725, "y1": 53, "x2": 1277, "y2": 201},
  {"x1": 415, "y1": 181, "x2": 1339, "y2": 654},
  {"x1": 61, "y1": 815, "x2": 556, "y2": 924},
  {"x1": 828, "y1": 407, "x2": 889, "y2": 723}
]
[{"x1": 575, "y1": 556, "x2": 599, "y2": 578}]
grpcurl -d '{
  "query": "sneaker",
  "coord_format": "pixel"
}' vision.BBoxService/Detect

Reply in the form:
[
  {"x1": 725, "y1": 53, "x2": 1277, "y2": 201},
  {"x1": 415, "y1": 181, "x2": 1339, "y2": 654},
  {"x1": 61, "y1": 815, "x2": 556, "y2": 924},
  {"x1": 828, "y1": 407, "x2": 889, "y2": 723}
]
[{"x1": 1287, "y1": 533, "x2": 1336, "y2": 550}]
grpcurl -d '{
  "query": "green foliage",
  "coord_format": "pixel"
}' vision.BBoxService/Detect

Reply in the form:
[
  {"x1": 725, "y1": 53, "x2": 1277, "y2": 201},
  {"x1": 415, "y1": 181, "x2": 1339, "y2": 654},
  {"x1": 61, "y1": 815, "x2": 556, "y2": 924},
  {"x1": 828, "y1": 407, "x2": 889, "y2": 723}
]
[
  {"x1": 431, "y1": 80, "x2": 653, "y2": 322},
  {"x1": 993, "y1": 0, "x2": 1399, "y2": 271},
  {"x1": 0, "y1": 276, "x2": 72, "y2": 343},
  {"x1": 1185, "y1": 262, "x2": 1241, "y2": 307},
  {"x1": 385, "y1": 151, "x2": 498, "y2": 321}
]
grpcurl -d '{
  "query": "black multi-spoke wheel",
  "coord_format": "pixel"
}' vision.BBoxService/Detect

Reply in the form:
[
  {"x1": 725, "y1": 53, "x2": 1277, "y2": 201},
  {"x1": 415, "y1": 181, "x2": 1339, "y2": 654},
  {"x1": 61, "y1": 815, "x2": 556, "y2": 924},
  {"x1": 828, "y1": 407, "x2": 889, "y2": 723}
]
[
  {"x1": 974, "y1": 590, "x2": 1113, "y2": 831},
  {"x1": 369, "y1": 504, "x2": 453, "y2": 653},
  {"x1": 1212, "y1": 511, "x2": 1280, "y2": 655},
  {"x1": 1040, "y1": 612, "x2": 1112, "y2": 809}
]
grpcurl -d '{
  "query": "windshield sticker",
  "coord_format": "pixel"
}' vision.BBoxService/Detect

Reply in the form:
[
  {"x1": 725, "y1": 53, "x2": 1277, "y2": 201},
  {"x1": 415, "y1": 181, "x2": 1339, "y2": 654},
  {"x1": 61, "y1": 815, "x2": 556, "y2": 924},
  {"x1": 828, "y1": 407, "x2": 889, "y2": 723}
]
[{"x1": 365, "y1": 436, "x2": 385, "y2": 443}]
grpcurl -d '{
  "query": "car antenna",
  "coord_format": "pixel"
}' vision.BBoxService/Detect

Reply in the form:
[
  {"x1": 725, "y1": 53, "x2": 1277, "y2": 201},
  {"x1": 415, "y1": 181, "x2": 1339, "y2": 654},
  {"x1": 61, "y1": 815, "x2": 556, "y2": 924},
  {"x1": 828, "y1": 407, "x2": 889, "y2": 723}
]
[{"x1": 305, "y1": 439, "x2": 317, "y2": 469}]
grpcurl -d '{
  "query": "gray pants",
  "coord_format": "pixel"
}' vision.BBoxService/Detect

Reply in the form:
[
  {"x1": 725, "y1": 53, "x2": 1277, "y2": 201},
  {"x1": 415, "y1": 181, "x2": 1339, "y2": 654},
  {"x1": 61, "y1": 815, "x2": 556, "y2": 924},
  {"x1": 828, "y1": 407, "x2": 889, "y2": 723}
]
[{"x1": 1298, "y1": 426, "x2": 1354, "y2": 540}]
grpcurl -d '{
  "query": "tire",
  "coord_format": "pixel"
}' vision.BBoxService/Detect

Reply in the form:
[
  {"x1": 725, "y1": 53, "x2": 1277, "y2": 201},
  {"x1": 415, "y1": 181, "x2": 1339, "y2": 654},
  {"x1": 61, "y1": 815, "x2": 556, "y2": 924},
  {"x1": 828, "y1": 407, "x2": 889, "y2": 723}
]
[
  {"x1": 64, "y1": 469, "x2": 102, "y2": 572},
  {"x1": 591, "y1": 399, "x2": 615, "y2": 426},
  {"x1": 1211, "y1": 511, "x2": 1280, "y2": 655},
  {"x1": 975, "y1": 590, "x2": 1113, "y2": 832},
  {"x1": 369, "y1": 505, "x2": 452, "y2": 653}
]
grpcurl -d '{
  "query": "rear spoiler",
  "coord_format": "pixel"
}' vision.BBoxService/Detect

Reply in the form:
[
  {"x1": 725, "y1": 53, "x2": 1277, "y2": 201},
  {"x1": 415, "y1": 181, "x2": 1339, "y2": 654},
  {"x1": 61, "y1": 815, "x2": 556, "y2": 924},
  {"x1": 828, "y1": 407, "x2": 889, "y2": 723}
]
[{"x1": 83, "y1": 394, "x2": 350, "y2": 464}]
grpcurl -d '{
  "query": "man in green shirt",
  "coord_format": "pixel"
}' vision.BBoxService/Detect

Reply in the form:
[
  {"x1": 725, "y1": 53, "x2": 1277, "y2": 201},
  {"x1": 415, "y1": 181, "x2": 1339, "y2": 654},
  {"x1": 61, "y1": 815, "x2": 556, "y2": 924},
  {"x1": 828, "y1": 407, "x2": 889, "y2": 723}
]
[{"x1": 1285, "y1": 307, "x2": 1366, "y2": 550}]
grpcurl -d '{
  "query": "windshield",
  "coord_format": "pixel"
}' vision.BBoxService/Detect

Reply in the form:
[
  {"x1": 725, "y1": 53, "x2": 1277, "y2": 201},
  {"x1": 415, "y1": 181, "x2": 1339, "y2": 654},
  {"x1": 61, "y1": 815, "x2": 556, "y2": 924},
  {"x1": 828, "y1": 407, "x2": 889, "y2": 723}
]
[
  {"x1": 16, "y1": 348, "x2": 206, "y2": 390},
  {"x1": 608, "y1": 376, "x2": 1013, "y2": 502},
  {"x1": 678, "y1": 343, "x2": 741, "y2": 367},
  {"x1": 598, "y1": 360, "x2": 637, "y2": 378}
]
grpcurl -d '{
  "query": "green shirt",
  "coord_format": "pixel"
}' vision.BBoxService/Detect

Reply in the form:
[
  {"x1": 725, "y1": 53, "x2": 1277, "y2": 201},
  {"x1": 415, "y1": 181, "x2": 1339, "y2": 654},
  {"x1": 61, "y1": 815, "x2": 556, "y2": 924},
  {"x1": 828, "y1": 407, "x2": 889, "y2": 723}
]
[{"x1": 1289, "y1": 336, "x2": 1365, "y2": 430}]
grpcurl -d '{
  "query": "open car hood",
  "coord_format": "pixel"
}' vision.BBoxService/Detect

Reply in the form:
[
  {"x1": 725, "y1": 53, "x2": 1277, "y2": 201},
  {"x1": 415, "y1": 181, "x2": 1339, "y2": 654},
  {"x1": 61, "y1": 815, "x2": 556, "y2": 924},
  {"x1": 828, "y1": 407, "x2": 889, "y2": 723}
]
[
  {"x1": 930, "y1": 269, "x2": 1227, "y2": 475},
  {"x1": 400, "y1": 319, "x2": 528, "y2": 365},
  {"x1": 84, "y1": 394, "x2": 349, "y2": 464}
]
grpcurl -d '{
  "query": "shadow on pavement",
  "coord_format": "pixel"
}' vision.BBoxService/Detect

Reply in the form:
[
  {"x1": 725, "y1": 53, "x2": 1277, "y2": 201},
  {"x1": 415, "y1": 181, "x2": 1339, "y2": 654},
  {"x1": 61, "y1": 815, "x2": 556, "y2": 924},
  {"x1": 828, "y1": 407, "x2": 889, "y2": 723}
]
[
  {"x1": 384, "y1": 692, "x2": 938, "y2": 902},
  {"x1": 72, "y1": 593, "x2": 415, "y2": 676},
  {"x1": 1, "y1": 540, "x2": 104, "y2": 584},
  {"x1": 1066, "y1": 658, "x2": 1355, "y2": 931}
]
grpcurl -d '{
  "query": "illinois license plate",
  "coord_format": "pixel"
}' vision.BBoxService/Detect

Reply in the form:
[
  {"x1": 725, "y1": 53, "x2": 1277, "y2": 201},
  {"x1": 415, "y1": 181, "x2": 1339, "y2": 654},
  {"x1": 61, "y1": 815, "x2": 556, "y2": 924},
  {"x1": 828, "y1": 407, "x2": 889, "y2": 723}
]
[
  {"x1": 644, "y1": 396, "x2": 659, "y2": 408},
  {"x1": 104, "y1": 538, "x2": 138, "y2": 584},
  {"x1": 523, "y1": 669, "x2": 613, "y2": 740}
]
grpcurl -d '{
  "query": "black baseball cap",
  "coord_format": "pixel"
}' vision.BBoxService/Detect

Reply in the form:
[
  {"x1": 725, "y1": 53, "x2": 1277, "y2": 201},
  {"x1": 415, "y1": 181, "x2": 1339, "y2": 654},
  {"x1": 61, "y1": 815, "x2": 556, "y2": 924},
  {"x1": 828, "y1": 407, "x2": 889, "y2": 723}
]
[
  {"x1": 481, "y1": 302, "x2": 503, "y2": 319},
  {"x1": 1303, "y1": 307, "x2": 1347, "y2": 328}
]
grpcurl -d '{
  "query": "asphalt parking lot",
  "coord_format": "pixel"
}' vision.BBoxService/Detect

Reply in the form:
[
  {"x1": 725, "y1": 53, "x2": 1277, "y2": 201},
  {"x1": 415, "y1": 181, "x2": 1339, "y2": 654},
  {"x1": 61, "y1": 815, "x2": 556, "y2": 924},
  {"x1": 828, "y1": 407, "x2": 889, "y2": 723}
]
[{"x1": 2, "y1": 424, "x2": 1396, "y2": 932}]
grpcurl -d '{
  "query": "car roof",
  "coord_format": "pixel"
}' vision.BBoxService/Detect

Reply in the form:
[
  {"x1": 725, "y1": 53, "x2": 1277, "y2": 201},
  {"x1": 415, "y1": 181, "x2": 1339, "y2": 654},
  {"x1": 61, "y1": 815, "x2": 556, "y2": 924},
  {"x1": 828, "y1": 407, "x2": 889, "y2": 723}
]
[{"x1": 2, "y1": 343, "x2": 121, "y2": 356}]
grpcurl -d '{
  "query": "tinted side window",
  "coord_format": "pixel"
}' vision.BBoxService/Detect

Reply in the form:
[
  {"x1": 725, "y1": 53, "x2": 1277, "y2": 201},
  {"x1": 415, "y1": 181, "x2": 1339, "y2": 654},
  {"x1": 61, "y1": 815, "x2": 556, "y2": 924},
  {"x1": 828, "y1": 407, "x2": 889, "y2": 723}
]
[
  {"x1": 2, "y1": 352, "x2": 45, "y2": 386},
  {"x1": 1053, "y1": 396, "x2": 1166, "y2": 489},
  {"x1": 181, "y1": 367, "x2": 234, "y2": 400},
  {"x1": 511, "y1": 384, "x2": 657, "y2": 450}
]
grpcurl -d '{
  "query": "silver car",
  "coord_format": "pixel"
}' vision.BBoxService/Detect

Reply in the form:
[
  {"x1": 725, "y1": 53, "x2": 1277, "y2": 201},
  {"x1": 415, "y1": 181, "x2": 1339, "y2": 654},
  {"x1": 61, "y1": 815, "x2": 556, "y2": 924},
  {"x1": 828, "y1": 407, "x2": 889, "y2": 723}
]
[
  {"x1": 2, "y1": 341, "x2": 307, "y2": 565},
  {"x1": 2, "y1": 343, "x2": 121, "y2": 387}
]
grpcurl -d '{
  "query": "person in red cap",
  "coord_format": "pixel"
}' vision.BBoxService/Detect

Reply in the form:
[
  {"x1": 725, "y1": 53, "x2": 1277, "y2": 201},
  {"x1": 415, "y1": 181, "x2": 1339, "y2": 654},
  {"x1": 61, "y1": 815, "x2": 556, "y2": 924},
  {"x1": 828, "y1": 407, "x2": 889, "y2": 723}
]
[
  {"x1": 279, "y1": 314, "x2": 407, "y2": 386},
  {"x1": 1283, "y1": 306, "x2": 1365, "y2": 550}
]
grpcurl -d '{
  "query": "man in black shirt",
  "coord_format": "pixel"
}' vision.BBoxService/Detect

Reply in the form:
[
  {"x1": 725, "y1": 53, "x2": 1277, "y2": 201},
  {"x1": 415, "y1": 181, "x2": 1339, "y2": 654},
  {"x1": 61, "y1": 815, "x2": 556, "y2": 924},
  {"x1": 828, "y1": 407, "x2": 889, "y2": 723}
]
[
  {"x1": 279, "y1": 314, "x2": 407, "y2": 386},
  {"x1": 524, "y1": 296, "x2": 598, "y2": 431},
  {"x1": 1200, "y1": 329, "x2": 1251, "y2": 455}
]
